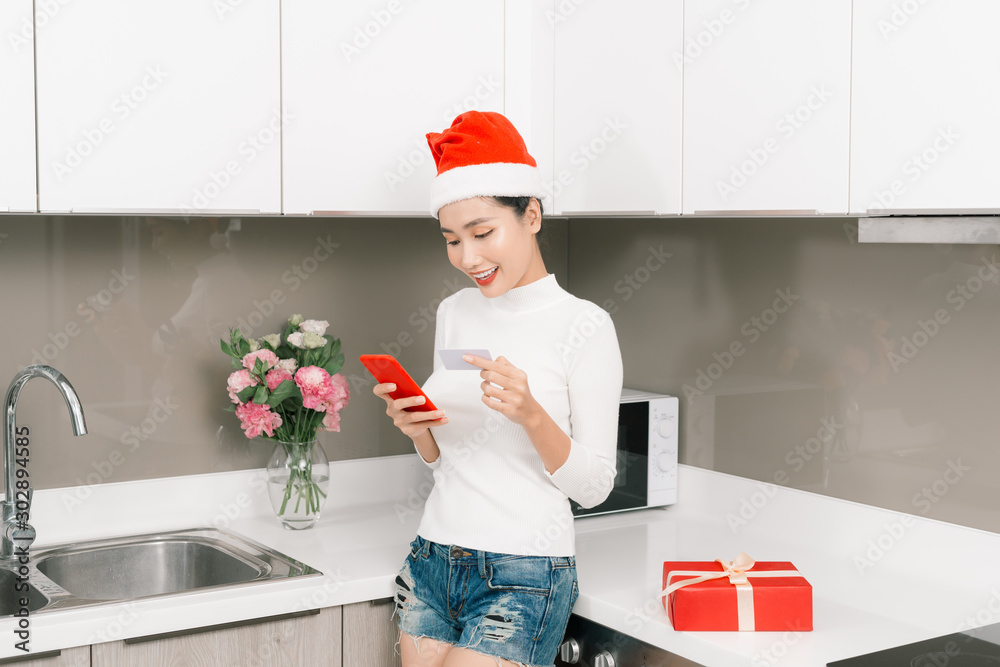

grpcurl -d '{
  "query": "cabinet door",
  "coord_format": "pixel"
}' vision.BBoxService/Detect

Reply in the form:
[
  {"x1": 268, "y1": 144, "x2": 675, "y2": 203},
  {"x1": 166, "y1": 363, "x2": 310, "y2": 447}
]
[
  {"x1": 553, "y1": 0, "x2": 682, "y2": 216},
  {"x1": 35, "y1": 1, "x2": 281, "y2": 214},
  {"x1": 281, "y1": 0, "x2": 504, "y2": 215},
  {"x1": 0, "y1": 646, "x2": 90, "y2": 666},
  {"x1": 850, "y1": 0, "x2": 1000, "y2": 213},
  {"x1": 343, "y1": 599, "x2": 401, "y2": 667},
  {"x1": 91, "y1": 607, "x2": 342, "y2": 666},
  {"x1": 504, "y1": 0, "x2": 554, "y2": 217},
  {"x1": 682, "y1": 0, "x2": 851, "y2": 214},
  {"x1": 0, "y1": 0, "x2": 36, "y2": 212}
]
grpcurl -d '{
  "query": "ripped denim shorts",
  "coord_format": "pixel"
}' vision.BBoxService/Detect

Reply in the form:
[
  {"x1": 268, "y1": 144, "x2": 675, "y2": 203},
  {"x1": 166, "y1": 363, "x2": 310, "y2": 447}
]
[{"x1": 393, "y1": 535, "x2": 579, "y2": 667}]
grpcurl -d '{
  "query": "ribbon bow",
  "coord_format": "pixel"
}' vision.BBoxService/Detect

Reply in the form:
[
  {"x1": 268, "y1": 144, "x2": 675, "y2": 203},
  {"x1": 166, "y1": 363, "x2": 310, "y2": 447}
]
[
  {"x1": 716, "y1": 552, "x2": 755, "y2": 585},
  {"x1": 661, "y1": 552, "x2": 756, "y2": 596},
  {"x1": 660, "y1": 553, "x2": 800, "y2": 631}
]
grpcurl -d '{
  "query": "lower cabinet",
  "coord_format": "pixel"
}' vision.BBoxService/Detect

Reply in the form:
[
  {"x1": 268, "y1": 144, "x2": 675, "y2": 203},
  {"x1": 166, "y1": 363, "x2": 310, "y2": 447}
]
[
  {"x1": 83, "y1": 599, "x2": 400, "y2": 667},
  {"x1": 0, "y1": 646, "x2": 90, "y2": 666},
  {"x1": 6, "y1": 598, "x2": 400, "y2": 667},
  {"x1": 91, "y1": 607, "x2": 343, "y2": 666},
  {"x1": 343, "y1": 598, "x2": 401, "y2": 667}
]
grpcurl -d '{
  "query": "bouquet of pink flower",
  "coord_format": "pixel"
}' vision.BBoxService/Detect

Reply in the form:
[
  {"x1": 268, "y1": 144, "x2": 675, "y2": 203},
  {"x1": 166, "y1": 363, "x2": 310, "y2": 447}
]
[
  {"x1": 222, "y1": 314, "x2": 349, "y2": 441},
  {"x1": 221, "y1": 314, "x2": 349, "y2": 524}
]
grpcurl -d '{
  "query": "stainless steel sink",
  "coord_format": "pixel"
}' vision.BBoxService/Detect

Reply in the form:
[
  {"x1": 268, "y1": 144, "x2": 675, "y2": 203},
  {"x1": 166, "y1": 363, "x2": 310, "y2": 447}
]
[
  {"x1": 0, "y1": 568, "x2": 48, "y2": 615},
  {"x1": 36, "y1": 536, "x2": 268, "y2": 600},
  {"x1": 0, "y1": 527, "x2": 321, "y2": 616}
]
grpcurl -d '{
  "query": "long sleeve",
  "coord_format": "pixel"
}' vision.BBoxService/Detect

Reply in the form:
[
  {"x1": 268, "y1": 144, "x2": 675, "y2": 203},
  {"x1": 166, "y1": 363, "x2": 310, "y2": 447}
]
[{"x1": 544, "y1": 306, "x2": 623, "y2": 508}]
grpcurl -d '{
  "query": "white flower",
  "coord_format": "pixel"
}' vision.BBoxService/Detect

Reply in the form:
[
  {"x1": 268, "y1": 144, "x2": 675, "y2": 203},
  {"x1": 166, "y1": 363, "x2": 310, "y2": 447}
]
[
  {"x1": 288, "y1": 314, "x2": 304, "y2": 327},
  {"x1": 248, "y1": 338, "x2": 260, "y2": 352},
  {"x1": 302, "y1": 332, "x2": 326, "y2": 349},
  {"x1": 286, "y1": 332, "x2": 305, "y2": 348},
  {"x1": 277, "y1": 358, "x2": 298, "y2": 374},
  {"x1": 260, "y1": 333, "x2": 281, "y2": 349},
  {"x1": 299, "y1": 319, "x2": 329, "y2": 336}
]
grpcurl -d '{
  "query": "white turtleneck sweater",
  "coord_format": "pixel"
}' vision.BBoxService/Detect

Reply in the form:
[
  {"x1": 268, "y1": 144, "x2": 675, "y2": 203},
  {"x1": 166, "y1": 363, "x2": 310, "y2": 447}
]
[{"x1": 416, "y1": 273, "x2": 623, "y2": 556}]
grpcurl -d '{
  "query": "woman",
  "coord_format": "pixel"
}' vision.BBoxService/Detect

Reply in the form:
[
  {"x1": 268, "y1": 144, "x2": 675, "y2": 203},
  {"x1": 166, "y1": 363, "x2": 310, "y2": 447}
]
[{"x1": 375, "y1": 111, "x2": 623, "y2": 667}]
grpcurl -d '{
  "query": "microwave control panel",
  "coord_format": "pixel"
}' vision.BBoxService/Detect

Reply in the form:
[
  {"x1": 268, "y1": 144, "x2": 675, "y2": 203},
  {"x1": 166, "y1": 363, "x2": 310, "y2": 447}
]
[{"x1": 647, "y1": 395, "x2": 679, "y2": 506}]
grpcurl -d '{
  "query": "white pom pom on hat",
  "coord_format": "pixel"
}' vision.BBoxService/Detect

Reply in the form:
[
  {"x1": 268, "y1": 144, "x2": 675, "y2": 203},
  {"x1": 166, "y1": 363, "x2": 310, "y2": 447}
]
[{"x1": 425, "y1": 111, "x2": 547, "y2": 219}]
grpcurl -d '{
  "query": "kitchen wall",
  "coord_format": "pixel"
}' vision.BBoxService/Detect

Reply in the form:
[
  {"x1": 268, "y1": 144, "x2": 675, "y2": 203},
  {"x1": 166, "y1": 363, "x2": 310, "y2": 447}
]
[
  {"x1": 569, "y1": 217, "x2": 1000, "y2": 534},
  {"x1": 2, "y1": 214, "x2": 998, "y2": 534},
  {"x1": 0, "y1": 214, "x2": 568, "y2": 492}
]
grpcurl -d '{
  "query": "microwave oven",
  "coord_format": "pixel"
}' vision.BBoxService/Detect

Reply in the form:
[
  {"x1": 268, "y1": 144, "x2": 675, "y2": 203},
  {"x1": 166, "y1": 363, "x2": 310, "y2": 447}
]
[{"x1": 571, "y1": 388, "x2": 679, "y2": 518}]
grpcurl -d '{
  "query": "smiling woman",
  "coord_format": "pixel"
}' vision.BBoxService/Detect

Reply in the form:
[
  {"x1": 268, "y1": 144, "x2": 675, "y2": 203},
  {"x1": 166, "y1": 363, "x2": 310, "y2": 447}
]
[
  {"x1": 372, "y1": 111, "x2": 624, "y2": 667},
  {"x1": 439, "y1": 196, "x2": 546, "y2": 294}
]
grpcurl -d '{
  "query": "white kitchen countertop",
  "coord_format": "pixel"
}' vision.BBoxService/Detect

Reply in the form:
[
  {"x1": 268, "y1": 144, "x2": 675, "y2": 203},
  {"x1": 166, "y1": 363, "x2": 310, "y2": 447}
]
[{"x1": 3, "y1": 455, "x2": 999, "y2": 665}]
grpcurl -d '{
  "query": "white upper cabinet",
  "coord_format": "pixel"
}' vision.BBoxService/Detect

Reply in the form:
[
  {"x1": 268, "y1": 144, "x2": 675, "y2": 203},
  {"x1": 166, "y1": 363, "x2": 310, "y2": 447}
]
[
  {"x1": 0, "y1": 0, "x2": 37, "y2": 212},
  {"x1": 282, "y1": 1, "x2": 505, "y2": 216},
  {"x1": 17, "y1": 1, "x2": 994, "y2": 218},
  {"x1": 553, "y1": 0, "x2": 682, "y2": 216},
  {"x1": 682, "y1": 0, "x2": 851, "y2": 214},
  {"x1": 850, "y1": 1, "x2": 1000, "y2": 214},
  {"x1": 35, "y1": 1, "x2": 281, "y2": 214},
  {"x1": 505, "y1": 0, "x2": 554, "y2": 216}
]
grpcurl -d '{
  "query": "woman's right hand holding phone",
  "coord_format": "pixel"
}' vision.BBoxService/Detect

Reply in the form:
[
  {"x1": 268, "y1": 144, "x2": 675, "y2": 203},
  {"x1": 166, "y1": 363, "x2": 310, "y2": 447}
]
[{"x1": 373, "y1": 383, "x2": 448, "y2": 441}]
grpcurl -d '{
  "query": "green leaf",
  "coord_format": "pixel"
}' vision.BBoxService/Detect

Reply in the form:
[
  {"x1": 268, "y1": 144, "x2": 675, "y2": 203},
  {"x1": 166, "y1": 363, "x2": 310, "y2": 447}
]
[
  {"x1": 221, "y1": 339, "x2": 234, "y2": 357},
  {"x1": 233, "y1": 329, "x2": 250, "y2": 356},
  {"x1": 252, "y1": 385, "x2": 270, "y2": 405},
  {"x1": 223, "y1": 404, "x2": 237, "y2": 413},
  {"x1": 317, "y1": 336, "x2": 339, "y2": 369},
  {"x1": 236, "y1": 385, "x2": 257, "y2": 402},
  {"x1": 323, "y1": 353, "x2": 344, "y2": 376},
  {"x1": 266, "y1": 379, "x2": 298, "y2": 407},
  {"x1": 253, "y1": 357, "x2": 267, "y2": 377}
]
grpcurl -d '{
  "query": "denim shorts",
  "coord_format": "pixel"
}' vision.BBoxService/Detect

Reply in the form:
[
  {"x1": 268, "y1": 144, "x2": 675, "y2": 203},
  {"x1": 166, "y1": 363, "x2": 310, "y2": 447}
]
[{"x1": 392, "y1": 535, "x2": 579, "y2": 667}]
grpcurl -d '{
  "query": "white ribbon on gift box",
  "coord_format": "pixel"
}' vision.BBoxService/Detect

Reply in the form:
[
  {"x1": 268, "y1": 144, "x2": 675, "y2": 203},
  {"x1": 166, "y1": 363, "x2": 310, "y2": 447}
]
[{"x1": 659, "y1": 553, "x2": 803, "y2": 631}]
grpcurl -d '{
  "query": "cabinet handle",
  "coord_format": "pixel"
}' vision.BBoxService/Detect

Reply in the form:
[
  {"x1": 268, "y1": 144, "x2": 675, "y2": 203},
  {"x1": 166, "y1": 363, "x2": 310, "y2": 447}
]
[
  {"x1": 865, "y1": 207, "x2": 1000, "y2": 216},
  {"x1": 859, "y1": 216, "x2": 1000, "y2": 244},
  {"x1": 692, "y1": 209, "x2": 819, "y2": 216},
  {"x1": 0, "y1": 650, "x2": 61, "y2": 665},
  {"x1": 65, "y1": 208, "x2": 262, "y2": 215},
  {"x1": 559, "y1": 210, "x2": 658, "y2": 216},
  {"x1": 370, "y1": 597, "x2": 395, "y2": 606},
  {"x1": 310, "y1": 210, "x2": 429, "y2": 217},
  {"x1": 123, "y1": 608, "x2": 321, "y2": 645}
]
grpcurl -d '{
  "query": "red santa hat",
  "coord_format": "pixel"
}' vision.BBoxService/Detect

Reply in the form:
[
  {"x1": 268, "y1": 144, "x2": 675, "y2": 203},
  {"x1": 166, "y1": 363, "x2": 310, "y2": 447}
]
[{"x1": 426, "y1": 111, "x2": 546, "y2": 219}]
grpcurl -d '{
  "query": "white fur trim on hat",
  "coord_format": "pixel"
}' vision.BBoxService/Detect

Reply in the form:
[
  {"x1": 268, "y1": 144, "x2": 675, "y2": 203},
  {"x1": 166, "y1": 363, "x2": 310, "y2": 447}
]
[{"x1": 430, "y1": 162, "x2": 546, "y2": 218}]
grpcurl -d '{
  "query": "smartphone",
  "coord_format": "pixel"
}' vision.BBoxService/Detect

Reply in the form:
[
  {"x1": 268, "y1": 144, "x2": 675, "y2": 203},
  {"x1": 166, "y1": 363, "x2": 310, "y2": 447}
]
[{"x1": 359, "y1": 354, "x2": 439, "y2": 412}]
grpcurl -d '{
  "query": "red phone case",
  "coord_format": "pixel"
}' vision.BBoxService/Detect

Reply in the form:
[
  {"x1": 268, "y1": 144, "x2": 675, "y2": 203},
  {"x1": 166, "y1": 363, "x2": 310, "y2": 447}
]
[{"x1": 359, "y1": 354, "x2": 439, "y2": 412}]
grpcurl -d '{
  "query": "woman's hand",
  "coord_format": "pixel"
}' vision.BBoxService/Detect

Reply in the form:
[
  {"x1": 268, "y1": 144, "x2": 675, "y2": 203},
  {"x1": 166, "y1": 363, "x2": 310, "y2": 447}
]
[
  {"x1": 373, "y1": 383, "x2": 448, "y2": 441},
  {"x1": 465, "y1": 355, "x2": 542, "y2": 428}
]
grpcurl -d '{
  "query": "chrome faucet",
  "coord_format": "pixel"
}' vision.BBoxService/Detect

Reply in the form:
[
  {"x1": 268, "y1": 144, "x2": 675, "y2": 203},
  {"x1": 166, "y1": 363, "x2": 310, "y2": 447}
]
[{"x1": 2, "y1": 365, "x2": 87, "y2": 558}]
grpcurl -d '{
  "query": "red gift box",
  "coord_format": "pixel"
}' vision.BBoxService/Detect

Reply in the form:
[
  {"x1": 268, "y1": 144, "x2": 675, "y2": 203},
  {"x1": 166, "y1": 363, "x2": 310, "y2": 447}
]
[{"x1": 661, "y1": 553, "x2": 812, "y2": 631}]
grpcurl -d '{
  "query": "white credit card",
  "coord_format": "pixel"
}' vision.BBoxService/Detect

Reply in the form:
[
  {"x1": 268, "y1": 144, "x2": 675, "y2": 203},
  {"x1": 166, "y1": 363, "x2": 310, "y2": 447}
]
[{"x1": 438, "y1": 349, "x2": 492, "y2": 370}]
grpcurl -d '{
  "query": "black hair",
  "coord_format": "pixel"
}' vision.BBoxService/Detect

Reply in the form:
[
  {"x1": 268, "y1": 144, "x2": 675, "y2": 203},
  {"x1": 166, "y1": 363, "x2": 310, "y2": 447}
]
[
  {"x1": 488, "y1": 195, "x2": 544, "y2": 217},
  {"x1": 488, "y1": 196, "x2": 548, "y2": 251}
]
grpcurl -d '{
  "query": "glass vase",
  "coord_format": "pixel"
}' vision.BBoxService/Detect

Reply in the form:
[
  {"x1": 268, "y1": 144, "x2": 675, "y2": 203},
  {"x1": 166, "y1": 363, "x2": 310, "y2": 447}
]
[{"x1": 266, "y1": 439, "x2": 330, "y2": 530}]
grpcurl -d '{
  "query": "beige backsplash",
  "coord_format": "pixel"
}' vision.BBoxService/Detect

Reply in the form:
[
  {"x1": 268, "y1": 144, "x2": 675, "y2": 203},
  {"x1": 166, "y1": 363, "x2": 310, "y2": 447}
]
[
  {"x1": 2, "y1": 214, "x2": 998, "y2": 534},
  {"x1": 0, "y1": 216, "x2": 564, "y2": 491}
]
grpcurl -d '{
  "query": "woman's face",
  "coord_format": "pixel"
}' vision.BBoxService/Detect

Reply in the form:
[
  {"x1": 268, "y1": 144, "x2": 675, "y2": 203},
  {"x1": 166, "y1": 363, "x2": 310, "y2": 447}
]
[{"x1": 439, "y1": 197, "x2": 543, "y2": 295}]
